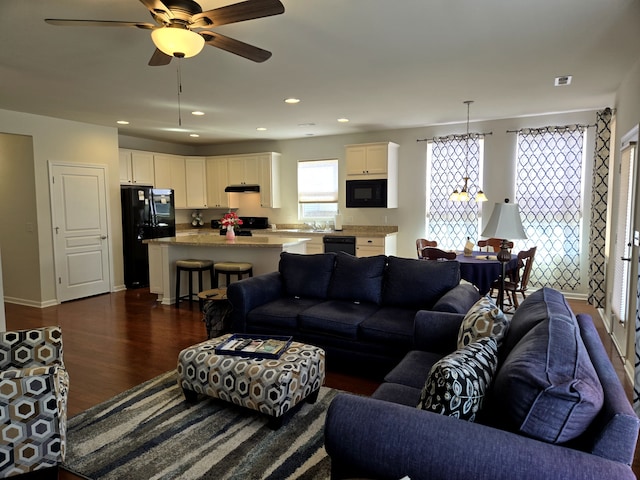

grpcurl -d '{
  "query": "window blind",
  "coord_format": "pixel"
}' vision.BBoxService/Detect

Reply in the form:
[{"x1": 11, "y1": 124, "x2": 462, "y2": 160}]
[{"x1": 298, "y1": 159, "x2": 338, "y2": 203}]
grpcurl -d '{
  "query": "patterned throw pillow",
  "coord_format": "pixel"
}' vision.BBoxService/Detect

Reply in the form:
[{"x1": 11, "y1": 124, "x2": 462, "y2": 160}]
[
  {"x1": 457, "y1": 295, "x2": 510, "y2": 349},
  {"x1": 417, "y1": 337, "x2": 498, "y2": 422}
]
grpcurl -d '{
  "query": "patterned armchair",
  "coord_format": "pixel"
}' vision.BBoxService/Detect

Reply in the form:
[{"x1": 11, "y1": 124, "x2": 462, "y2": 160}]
[{"x1": 0, "y1": 327, "x2": 69, "y2": 477}]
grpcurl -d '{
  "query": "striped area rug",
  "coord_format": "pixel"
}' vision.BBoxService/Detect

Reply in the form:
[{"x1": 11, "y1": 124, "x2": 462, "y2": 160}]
[{"x1": 63, "y1": 371, "x2": 338, "y2": 479}]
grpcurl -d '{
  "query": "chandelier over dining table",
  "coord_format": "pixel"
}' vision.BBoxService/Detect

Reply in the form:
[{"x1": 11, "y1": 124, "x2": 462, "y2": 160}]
[{"x1": 450, "y1": 100, "x2": 488, "y2": 203}]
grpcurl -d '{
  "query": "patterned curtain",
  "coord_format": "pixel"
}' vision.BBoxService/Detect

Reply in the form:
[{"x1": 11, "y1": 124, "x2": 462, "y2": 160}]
[
  {"x1": 635, "y1": 260, "x2": 640, "y2": 415},
  {"x1": 516, "y1": 127, "x2": 585, "y2": 290},
  {"x1": 588, "y1": 108, "x2": 612, "y2": 308},
  {"x1": 427, "y1": 136, "x2": 483, "y2": 251}
]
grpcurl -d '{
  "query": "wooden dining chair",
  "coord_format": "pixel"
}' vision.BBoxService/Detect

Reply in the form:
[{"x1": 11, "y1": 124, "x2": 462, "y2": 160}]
[
  {"x1": 491, "y1": 246, "x2": 537, "y2": 311},
  {"x1": 477, "y1": 238, "x2": 514, "y2": 253},
  {"x1": 416, "y1": 239, "x2": 438, "y2": 259},
  {"x1": 421, "y1": 247, "x2": 456, "y2": 261}
]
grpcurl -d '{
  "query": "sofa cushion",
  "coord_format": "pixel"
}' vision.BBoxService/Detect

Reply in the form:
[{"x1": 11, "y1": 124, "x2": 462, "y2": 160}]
[
  {"x1": 359, "y1": 307, "x2": 416, "y2": 348},
  {"x1": 384, "y1": 350, "x2": 445, "y2": 390},
  {"x1": 457, "y1": 295, "x2": 509, "y2": 349},
  {"x1": 501, "y1": 287, "x2": 552, "y2": 357},
  {"x1": 382, "y1": 256, "x2": 461, "y2": 309},
  {"x1": 279, "y1": 252, "x2": 336, "y2": 299},
  {"x1": 328, "y1": 252, "x2": 386, "y2": 304},
  {"x1": 417, "y1": 336, "x2": 498, "y2": 422},
  {"x1": 246, "y1": 297, "x2": 321, "y2": 330},
  {"x1": 298, "y1": 300, "x2": 380, "y2": 339},
  {"x1": 492, "y1": 287, "x2": 605, "y2": 444}
]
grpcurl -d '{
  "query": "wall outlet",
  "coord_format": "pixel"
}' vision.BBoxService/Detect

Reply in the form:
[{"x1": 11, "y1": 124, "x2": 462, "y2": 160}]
[{"x1": 383, "y1": 215, "x2": 388, "y2": 224}]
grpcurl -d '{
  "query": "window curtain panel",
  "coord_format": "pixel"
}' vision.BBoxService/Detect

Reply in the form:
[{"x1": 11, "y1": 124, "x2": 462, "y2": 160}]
[{"x1": 588, "y1": 108, "x2": 612, "y2": 309}]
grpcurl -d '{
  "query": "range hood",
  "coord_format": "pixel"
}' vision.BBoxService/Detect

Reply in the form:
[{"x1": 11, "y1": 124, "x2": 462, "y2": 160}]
[{"x1": 225, "y1": 184, "x2": 260, "y2": 193}]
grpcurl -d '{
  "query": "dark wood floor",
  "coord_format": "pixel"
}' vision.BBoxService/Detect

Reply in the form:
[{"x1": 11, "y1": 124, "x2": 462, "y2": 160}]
[{"x1": 4, "y1": 289, "x2": 637, "y2": 478}]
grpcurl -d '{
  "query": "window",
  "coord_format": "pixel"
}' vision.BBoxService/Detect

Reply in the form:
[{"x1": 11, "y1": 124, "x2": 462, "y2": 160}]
[
  {"x1": 515, "y1": 126, "x2": 586, "y2": 290},
  {"x1": 426, "y1": 136, "x2": 484, "y2": 251},
  {"x1": 298, "y1": 159, "x2": 339, "y2": 220}
]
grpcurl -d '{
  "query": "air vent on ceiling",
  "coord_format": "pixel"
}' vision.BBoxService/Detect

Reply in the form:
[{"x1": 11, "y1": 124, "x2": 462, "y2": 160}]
[{"x1": 554, "y1": 75, "x2": 572, "y2": 86}]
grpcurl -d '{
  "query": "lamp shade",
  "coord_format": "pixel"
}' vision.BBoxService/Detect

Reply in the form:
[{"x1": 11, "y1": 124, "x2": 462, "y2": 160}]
[
  {"x1": 481, "y1": 199, "x2": 527, "y2": 240},
  {"x1": 151, "y1": 27, "x2": 205, "y2": 58}
]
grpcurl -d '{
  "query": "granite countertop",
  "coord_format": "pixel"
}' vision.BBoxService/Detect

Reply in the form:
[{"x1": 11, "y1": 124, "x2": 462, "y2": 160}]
[
  {"x1": 176, "y1": 224, "x2": 398, "y2": 238},
  {"x1": 145, "y1": 234, "x2": 311, "y2": 248}
]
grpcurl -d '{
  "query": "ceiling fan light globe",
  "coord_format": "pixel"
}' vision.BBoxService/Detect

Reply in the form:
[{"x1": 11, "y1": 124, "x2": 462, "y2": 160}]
[{"x1": 151, "y1": 27, "x2": 205, "y2": 58}]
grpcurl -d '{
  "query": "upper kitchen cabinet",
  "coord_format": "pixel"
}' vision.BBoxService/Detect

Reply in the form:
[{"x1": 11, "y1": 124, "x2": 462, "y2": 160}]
[
  {"x1": 153, "y1": 154, "x2": 187, "y2": 208},
  {"x1": 345, "y1": 142, "x2": 399, "y2": 179},
  {"x1": 119, "y1": 150, "x2": 155, "y2": 185},
  {"x1": 184, "y1": 157, "x2": 208, "y2": 209},
  {"x1": 206, "y1": 156, "x2": 238, "y2": 209},
  {"x1": 228, "y1": 155, "x2": 260, "y2": 186},
  {"x1": 259, "y1": 153, "x2": 281, "y2": 208}
]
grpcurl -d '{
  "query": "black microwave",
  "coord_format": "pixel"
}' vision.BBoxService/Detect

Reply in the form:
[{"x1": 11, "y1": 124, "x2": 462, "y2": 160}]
[{"x1": 345, "y1": 179, "x2": 388, "y2": 208}]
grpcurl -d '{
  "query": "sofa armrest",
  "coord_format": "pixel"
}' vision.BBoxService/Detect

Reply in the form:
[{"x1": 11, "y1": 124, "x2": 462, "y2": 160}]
[
  {"x1": 431, "y1": 282, "x2": 480, "y2": 313},
  {"x1": 226, "y1": 272, "x2": 283, "y2": 332},
  {"x1": 325, "y1": 394, "x2": 636, "y2": 480},
  {"x1": 413, "y1": 310, "x2": 464, "y2": 354}
]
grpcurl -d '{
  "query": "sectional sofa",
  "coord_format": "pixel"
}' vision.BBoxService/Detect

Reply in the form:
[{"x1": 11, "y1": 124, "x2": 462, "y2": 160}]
[
  {"x1": 227, "y1": 251, "x2": 480, "y2": 374},
  {"x1": 324, "y1": 287, "x2": 640, "y2": 480}
]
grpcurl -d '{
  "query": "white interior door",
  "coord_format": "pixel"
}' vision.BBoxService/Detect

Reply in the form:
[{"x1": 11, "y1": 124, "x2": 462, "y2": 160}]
[
  {"x1": 50, "y1": 163, "x2": 111, "y2": 302},
  {"x1": 611, "y1": 142, "x2": 637, "y2": 356}
]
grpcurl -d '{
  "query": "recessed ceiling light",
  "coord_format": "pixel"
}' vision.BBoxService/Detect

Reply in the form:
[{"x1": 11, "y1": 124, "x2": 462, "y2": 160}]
[
  {"x1": 337, "y1": 118, "x2": 350, "y2": 123},
  {"x1": 554, "y1": 75, "x2": 572, "y2": 86},
  {"x1": 191, "y1": 111, "x2": 205, "y2": 116},
  {"x1": 116, "y1": 120, "x2": 129, "y2": 125},
  {"x1": 256, "y1": 127, "x2": 267, "y2": 131},
  {"x1": 189, "y1": 133, "x2": 199, "y2": 138},
  {"x1": 284, "y1": 98, "x2": 300, "y2": 104}
]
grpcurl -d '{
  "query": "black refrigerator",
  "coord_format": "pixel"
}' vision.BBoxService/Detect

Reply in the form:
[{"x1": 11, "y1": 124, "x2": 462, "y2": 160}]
[{"x1": 121, "y1": 185, "x2": 176, "y2": 289}]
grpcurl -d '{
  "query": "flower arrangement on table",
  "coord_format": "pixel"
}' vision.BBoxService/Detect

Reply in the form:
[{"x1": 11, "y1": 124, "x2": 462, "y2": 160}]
[{"x1": 220, "y1": 212, "x2": 243, "y2": 234}]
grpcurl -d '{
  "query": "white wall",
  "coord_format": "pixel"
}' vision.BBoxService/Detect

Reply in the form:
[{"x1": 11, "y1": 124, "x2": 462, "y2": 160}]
[{"x1": 0, "y1": 110, "x2": 122, "y2": 306}]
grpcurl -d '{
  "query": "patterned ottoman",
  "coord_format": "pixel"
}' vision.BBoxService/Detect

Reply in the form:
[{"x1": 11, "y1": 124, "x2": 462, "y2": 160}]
[{"x1": 177, "y1": 334, "x2": 325, "y2": 427}]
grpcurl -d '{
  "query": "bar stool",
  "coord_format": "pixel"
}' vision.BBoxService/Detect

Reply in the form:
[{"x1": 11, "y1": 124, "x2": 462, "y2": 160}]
[
  {"x1": 175, "y1": 259, "x2": 215, "y2": 308},
  {"x1": 213, "y1": 261, "x2": 253, "y2": 287}
]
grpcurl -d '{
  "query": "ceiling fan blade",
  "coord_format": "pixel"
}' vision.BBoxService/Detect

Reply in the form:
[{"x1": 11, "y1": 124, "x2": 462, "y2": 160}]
[
  {"x1": 148, "y1": 48, "x2": 173, "y2": 66},
  {"x1": 201, "y1": 31, "x2": 272, "y2": 63},
  {"x1": 45, "y1": 19, "x2": 155, "y2": 30},
  {"x1": 192, "y1": 0, "x2": 284, "y2": 28}
]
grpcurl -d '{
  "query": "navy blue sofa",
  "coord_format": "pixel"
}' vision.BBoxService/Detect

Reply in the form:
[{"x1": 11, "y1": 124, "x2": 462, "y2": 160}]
[
  {"x1": 324, "y1": 288, "x2": 640, "y2": 480},
  {"x1": 227, "y1": 252, "x2": 480, "y2": 375}
]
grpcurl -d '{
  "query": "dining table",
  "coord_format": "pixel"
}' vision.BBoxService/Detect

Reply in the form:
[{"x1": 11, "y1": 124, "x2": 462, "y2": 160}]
[{"x1": 456, "y1": 251, "x2": 519, "y2": 296}]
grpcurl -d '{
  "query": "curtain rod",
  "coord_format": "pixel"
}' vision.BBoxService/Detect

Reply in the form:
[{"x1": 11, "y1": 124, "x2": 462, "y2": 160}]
[
  {"x1": 416, "y1": 131, "x2": 493, "y2": 143},
  {"x1": 506, "y1": 123, "x2": 596, "y2": 134}
]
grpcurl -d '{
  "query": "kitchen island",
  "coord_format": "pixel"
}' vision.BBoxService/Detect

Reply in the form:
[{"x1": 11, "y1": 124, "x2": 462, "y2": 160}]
[{"x1": 145, "y1": 234, "x2": 310, "y2": 305}]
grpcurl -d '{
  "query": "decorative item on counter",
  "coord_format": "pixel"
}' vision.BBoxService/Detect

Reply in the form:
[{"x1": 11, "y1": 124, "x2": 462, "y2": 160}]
[
  {"x1": 463, "y1": 236, "x2": 474, "y2": 257},
  {"x1": 334, "y1": 212, "x2": 343, "y2": 231},
  {"x1": 221, "y1": 212, "x2": 243, "y2": 240},
  {"x1": 191, "y1": 211, "x2": 204, "y2": 227}
]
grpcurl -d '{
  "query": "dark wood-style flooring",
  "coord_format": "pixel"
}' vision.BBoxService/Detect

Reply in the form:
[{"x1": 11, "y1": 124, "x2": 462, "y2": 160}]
[{"x1": 4, "y1": 289, "x2": 637, "y2": 479}]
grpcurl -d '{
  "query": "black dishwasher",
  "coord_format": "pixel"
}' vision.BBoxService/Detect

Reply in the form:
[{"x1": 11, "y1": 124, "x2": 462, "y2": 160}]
[{"x1": 323, "y1": 236, "x2": 356, "y2": 255}]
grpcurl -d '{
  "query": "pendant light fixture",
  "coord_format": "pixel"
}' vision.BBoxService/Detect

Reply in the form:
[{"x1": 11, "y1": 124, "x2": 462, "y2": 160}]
[{"x1": 449, "y1": 100, "x2": 488, "y2": 202}]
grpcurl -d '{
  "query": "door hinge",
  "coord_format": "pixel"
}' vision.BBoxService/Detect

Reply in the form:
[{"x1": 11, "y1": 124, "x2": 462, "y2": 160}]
[{"x1": 58, "y1": 277, "x2": 61, "y2": 284}]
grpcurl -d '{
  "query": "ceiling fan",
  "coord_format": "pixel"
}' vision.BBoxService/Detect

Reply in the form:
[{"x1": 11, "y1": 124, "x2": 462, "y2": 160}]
[{"x1": 45, "y1": 0, "x2": 285, "y2": 65}]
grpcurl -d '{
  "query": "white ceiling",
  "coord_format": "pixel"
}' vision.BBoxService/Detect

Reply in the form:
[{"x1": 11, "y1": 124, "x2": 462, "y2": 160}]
[{"x1": 2, "y1": 0, "x2": 640, "y2": 145}]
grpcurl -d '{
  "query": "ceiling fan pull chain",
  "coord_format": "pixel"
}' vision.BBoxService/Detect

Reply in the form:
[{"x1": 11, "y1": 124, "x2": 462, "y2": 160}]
[{"x1": 177, "y1": 59, "x2": 183, "y2": 127}]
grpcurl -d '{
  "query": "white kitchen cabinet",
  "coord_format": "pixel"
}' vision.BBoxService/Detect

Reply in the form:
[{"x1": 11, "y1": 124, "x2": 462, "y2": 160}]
[
  {"x1": 119, "y1": 150, "x2": 155, "y2": 185},
  {"x1": 345, "y1": 142, "x2": 399, "y2": 179},
  {"x1": 185, "y1": 157, "x2": 207, "y2": 209},
  {"x1": 356, "y1": 234, "x2": 397, "y2": 258},
  {"x1": 206, "y1": 156, "x2": 238, "y2": 209},
  {"x1": 153, "y1": 154, "x2": 187, "y2": 208},
  {"x1": 304, "y1": 236, "x2": 324, "y2": 254},
  {"x1": 259, "y1": 153, "x2": 281, "y2": 208},
  {"x1": 148, "y1": 244, "x2": 163, "y2": 294},
  {"x1": 228, "y1": 155, "x2": 260, "y2": 186}
]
